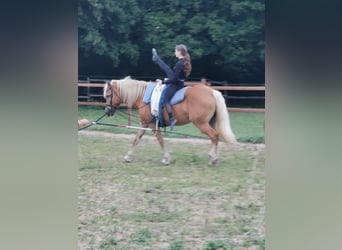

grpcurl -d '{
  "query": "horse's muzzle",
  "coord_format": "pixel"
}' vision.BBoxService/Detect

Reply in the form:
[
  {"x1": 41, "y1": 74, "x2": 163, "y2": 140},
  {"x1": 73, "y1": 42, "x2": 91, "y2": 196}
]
[{"x1": 104, "y1": 105, "x2": 116, "y2": 116}]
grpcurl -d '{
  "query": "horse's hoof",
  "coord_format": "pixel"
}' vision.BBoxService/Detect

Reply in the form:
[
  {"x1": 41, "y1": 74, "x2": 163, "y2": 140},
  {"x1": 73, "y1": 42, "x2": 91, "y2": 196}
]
[
  {"x1": 208, "y1": 159, "x2": 218, "y2": 166},
  {"x1": 123, "y1": 155, "x2": 132, "y2": 163},
  {"x1": 161, "y1": 158, "x2": 170, "y2": 165}
]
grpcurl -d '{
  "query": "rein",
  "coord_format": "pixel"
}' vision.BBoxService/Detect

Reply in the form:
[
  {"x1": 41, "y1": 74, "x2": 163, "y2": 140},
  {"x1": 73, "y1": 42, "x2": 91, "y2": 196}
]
[
  {"x1": 80, "y1": 119, "x2": 208, "y2": 139},
  {"x1": 78, "y1": 109, "x2": 208, "y2": 139}
]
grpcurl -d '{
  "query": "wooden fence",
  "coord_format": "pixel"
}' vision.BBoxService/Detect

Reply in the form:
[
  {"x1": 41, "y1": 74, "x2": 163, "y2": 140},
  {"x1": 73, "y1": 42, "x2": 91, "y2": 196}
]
[{"x1": 78, "y1": 80, "x2": 265, "y2": 112}]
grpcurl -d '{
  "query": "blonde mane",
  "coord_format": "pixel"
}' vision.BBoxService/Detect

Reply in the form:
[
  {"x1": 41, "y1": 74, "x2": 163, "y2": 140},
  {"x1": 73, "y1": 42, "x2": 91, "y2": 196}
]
[
  {"x1": 103, "y1": 81, "x2": 110, "y2": 99},
  {"x1": 114, "y1": 76, "x2": 150, "y2": 107}
]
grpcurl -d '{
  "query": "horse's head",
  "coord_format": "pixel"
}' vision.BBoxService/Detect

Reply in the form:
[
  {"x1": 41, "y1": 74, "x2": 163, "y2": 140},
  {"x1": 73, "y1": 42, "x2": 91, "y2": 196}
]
[
  {"x1": 104, "y1": 77, "x2": 149, "y2": 116},
  {"x1": 103, "y1": 80, "x2": 121, "y2": 116}
]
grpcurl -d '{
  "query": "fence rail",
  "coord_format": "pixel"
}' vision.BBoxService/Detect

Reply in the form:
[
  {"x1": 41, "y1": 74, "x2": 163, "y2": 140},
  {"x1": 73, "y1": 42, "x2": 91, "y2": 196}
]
[{"x1": 78, "y1": 80, "x2": 265, "y2": 112}]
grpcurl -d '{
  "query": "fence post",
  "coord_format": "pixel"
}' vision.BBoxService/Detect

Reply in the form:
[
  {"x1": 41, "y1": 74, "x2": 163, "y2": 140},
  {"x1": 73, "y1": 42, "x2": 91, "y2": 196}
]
[{"x1": 86, "y1": 77, "x2": 90, "y2": 101}]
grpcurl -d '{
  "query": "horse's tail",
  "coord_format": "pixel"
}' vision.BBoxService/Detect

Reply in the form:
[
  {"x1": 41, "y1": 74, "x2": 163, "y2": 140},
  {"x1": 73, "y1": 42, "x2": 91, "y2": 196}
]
[{"x1": 213, "y1": 90, "x2": 237, "y2": 144}]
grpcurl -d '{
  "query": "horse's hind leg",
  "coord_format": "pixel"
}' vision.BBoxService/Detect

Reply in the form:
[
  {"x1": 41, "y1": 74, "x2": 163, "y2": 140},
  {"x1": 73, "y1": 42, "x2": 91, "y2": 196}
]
[
  {"x1": 123, "y1": 124, "x2": 147, "y2": 162},
  {"x1": 195, "y1": 123, "x2": 219, "y2": 165},
  {"x1": 155, "y1": 129, "x2": 170, "y2": 165}
]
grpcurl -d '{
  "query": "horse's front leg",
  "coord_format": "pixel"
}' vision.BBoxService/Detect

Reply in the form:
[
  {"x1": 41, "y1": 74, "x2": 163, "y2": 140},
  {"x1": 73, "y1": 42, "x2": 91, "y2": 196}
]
[
  {"x1": 123, "y1": 124, "x2": 148, "y2": 162},
  {"x1": 154, "y1": 128, "x2": 170, "y2": 165}
]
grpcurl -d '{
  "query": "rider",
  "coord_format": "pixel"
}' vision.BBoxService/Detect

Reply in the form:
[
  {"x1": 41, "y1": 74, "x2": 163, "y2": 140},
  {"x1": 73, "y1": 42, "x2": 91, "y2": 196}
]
[{"x1": 152, "y1": 44, "x2": 192, "y2": 130}]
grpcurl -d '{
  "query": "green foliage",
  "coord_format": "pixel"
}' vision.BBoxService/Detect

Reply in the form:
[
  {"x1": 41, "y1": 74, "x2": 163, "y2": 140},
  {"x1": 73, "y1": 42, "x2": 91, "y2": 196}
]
[
  {"x1": 142, "y1": 0, "x2": 264, "y2": 73},
  {"x1": 78, "y1": 0, "x2": 142, "y2": 66},
  {"x1": 78, "y1": 0, "x2": 264, "y2": 82}
]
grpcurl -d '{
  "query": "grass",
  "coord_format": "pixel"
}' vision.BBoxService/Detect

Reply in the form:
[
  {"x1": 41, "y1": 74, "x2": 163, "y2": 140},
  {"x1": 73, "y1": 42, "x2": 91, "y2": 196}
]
[
  {"x1": 164, "y1": 241, "x2": 184, "y2": 250},
  {"x1": 78, "y1": 106, "x2": 265, "y2": 143},
  {"x1": 203, "y1": 239, "x2": 232, "y2": 250},
  {"x1": 130, "y1": 228, "x2": 152, "y2": 246},
  {"x1": 78, "y1": 131, "x2": 265, "y2": 249}
]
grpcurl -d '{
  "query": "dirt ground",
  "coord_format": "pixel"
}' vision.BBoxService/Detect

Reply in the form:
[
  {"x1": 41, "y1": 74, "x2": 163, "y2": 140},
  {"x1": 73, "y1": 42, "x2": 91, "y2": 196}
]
[{"x1": 78, "y1": 131, "x2": 265, "y2": 249}]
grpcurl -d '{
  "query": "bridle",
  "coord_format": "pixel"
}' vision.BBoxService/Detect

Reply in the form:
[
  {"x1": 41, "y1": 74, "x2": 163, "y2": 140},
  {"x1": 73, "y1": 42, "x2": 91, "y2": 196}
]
[{"x1": 104, "y1": 81, "x2": 118, "y2": 116}]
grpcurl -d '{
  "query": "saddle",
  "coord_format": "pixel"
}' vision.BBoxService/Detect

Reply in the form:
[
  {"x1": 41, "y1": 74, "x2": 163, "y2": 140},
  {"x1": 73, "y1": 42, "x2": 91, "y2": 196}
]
[{"x1": 143, "y1": 81, "x2": 190, "y2": 127}]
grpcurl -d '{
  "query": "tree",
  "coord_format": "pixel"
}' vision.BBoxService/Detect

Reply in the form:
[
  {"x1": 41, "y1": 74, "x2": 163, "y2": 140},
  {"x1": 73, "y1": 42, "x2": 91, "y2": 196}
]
[
  {"x1": 78, "y1": 0, "x2": 265, "y2": 82},
  {"x1": 78, "y1": 0, "x2": 142, "y2": 67},
  {"x1": 139, "y1": 0, "x2": 264, "y2": 81}
]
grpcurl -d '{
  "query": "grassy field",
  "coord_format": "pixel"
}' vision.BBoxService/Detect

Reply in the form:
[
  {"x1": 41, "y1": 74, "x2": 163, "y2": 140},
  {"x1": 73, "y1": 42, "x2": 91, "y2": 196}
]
[
  {"x1": 78, "y1": 106, "x2": 265, "y2": 249},
  {"x1": 78, "y1": 106, "x2": 265, "y2": 143}
]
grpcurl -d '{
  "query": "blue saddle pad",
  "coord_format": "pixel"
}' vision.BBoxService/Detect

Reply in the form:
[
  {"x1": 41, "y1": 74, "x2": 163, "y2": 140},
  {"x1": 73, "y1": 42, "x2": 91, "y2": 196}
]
[
  {"x1": 143, "y1": 83, "x2": 190, "y2": 105},
  {"x1": 170, "y1": 86, "x2": 190, "y2": 105},
  {"x1": 143, "y1": 84, "x2": 190, "y2": 127}
]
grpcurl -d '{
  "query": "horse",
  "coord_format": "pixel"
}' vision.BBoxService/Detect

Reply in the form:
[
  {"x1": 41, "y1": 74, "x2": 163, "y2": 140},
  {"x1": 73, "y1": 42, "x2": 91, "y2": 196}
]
[{"x1": 103, "y1": 76, "x2": 236, "y2": 165}]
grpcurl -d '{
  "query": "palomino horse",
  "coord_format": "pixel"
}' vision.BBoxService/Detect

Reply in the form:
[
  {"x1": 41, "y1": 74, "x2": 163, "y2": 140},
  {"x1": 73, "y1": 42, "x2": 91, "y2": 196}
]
[{"x1": 103, "y1": 76, "x2": 236, "y2": 165}]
